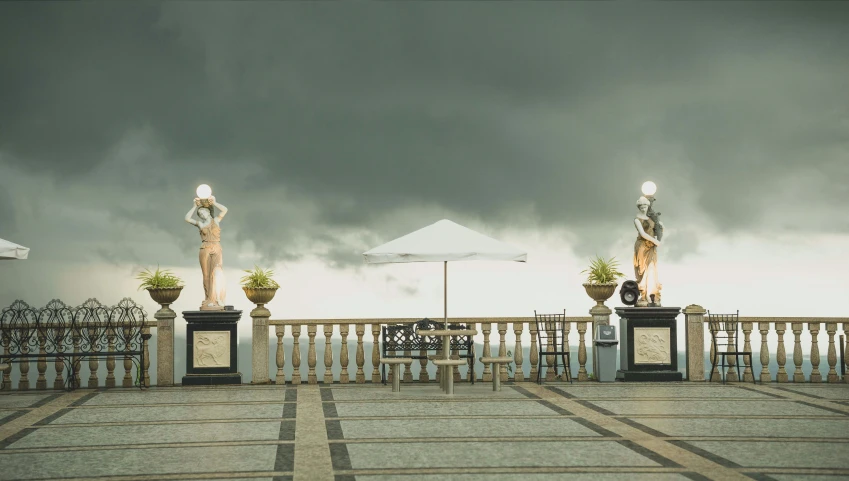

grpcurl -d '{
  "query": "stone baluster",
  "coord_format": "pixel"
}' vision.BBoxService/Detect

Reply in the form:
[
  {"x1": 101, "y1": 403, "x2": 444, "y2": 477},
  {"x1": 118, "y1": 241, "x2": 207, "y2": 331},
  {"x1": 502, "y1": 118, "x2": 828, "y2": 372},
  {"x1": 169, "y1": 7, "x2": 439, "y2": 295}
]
[
  {"x1": 340, "y1": 324, "x2": 350, "y2": 384},
  {"x1": 741, "y1": 322, "x2": 753, "y2": 382},
  {"x1": 809, "y1": 322, "x2": 822, "y2": 383},
  {"x1": 121, "y1": 327, "x2": 132, "y2": 388},
  {"x1": 826, "y1": 322, "x2": 838, "y2": 383},
  {"x1": 529, "y1": 321, "x2": 539, "y2": 381},
  {"x1": 844, "y1": 322, "x2": 849, "y2": 383},
  {"x1": 513, "y1": 322, "x2": 524, "y2": 382},
  {"x1": 18, "y1": 344, "x2": 30, "y2": 391},
  {"x1": 419, "y1": 346, "x2": 429, "y2": 383},
  {"x1": 53, "y1": 328, "x2": 65, "y2": 390},
  {"x1": 142, "y1": 326, "x2": 151, "y2": 387},
  {"x1": 759, "y1": 322, "x2": 771, "y2": 383},
  {"x1": 291, "y1": 325, "x2": 302, "y2": 385},
  {"x1": 404, "y1": 344, "x2": 413, "y2": 383},
  {"x1": 154, "y1": 304, "x2": 175, "y2": 387},
  {"x1": 683, "y1": 305, "x2": 706, "y2": 381},
  {"x1": 498, "y1": 322, "x2": 508, "y2": 382},
  {"x1": 709, "y1": 321, "x2": 719, "y2": 382},
  {"x1": 481, "y1": 323, "x2": 492, "y2": 382},
  {"x1": 105, "y1": 328, "x2": 116, "y2": 388},
  {"x1": 775, "y1": 322, "x2": 788, "y2": 382},
  {"x1": 577, "y1": 321, "x2": 588, "y2": 381},
  {"x1": 307, "y1": 325, "x2": 317, "y2": 384},
  {"x1": 323, "y1": 325, "x2": 334, "y2": 384},
  {"x1": 36, "y1": 331, "x2": 47, "y2": 390},
  {"x1": 275, "y1": 325, "x2": 286, "y2": 384},
  {"x1": 355, "y1": 324, "x2": 365, "y2": 384},
  {"x1": 724, "y1": 321, "x2": 738, "y2": 382},
  {"x1": 371, "y1": 324, "x2": 381, "y2": 383},
  {"x1": 2, "y1": 334, "x2": 12, "y2": 390},
  {"x1": 251, "y1": 305, "x2": 271, "y2": 384},
  {"x1": 545, "y1": 320, "x2": 556, "y2": 382},
  {"x1": 792, "y1": 322, "x2": 804, "y2": 382}
]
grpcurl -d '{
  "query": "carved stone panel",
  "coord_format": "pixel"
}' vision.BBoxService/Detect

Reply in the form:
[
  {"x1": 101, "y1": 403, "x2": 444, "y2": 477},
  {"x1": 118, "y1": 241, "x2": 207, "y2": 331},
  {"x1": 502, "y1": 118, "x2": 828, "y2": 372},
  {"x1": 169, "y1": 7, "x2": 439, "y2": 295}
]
[
  {"x1": 634, "y1": 327, "x2": 671, "y2": 364},
  {"x1": 193, "y1": 331, "x2": 231, "y2": 368}
]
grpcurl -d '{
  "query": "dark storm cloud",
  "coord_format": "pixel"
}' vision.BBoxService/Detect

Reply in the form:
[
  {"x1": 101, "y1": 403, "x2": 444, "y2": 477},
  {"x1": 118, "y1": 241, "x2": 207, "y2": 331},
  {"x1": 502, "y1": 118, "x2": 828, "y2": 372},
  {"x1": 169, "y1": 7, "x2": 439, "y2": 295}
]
[{"x1": 1, "y1": 2, "x2": 848, "y2": 269}]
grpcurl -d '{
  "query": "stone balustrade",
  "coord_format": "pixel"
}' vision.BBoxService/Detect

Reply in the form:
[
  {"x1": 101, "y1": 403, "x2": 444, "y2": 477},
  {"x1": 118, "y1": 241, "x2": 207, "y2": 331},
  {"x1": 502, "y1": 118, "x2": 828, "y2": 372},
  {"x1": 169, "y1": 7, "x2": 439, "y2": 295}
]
[
  {"x1": 255, "y1": 316, "x2": 597, "y2": 385},
  {"x1": 684, "y1": 305, "x2": 849, "y2": 383}
]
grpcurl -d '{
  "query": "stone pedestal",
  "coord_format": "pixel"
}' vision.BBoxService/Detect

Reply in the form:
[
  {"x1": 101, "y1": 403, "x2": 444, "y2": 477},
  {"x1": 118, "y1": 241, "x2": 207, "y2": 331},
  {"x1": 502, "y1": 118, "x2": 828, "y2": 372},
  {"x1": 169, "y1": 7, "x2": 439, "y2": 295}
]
[
  {"x1": 182, "y1": 309, "x2": 242, "y2": 385},
  {"x1": 616, "y1": 307, "x2": 683, "y2": 382},
  {"x1": 154, "y1": 306, "x2": 176, "y2": 386},
  {"x1": 683, "y1": 305, "x2": 706, "y2": 381}
]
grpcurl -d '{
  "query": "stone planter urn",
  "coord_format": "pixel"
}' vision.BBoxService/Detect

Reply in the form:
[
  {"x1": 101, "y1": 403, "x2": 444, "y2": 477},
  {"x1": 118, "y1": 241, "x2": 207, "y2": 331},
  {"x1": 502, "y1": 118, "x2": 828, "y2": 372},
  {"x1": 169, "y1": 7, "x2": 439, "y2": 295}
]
[
  {"x1": 243, "y1": 287, "x2": 277, "y2": 307},
  {"x1": 582, "y1": 282, "x2": 617, "y2": 307},
  {"x1": 146, "y1": 287, "x2": 183, "y2": 307}
]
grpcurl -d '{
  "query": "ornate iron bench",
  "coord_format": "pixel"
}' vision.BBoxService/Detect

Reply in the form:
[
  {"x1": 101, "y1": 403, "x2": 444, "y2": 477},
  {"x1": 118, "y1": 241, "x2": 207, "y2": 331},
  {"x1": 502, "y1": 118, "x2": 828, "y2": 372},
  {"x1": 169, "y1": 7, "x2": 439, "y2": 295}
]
[
  {"x1": 0, "y1": 298, "x2": 150, "y2": 391},
  {"x1": 381, "y1": 318, "x2": 476, "y2": 387}
]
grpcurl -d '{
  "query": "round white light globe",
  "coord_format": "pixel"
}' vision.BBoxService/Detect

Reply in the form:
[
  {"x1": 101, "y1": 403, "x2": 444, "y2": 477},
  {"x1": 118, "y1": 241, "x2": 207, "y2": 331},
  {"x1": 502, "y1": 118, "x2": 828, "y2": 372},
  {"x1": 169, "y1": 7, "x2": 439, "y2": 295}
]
[
  {"x1": 641, "y1": 181, "x2": 657, "y2": 196},
  {"x1": 196, "y1": 184, "x2": 212, "y2": 199}
]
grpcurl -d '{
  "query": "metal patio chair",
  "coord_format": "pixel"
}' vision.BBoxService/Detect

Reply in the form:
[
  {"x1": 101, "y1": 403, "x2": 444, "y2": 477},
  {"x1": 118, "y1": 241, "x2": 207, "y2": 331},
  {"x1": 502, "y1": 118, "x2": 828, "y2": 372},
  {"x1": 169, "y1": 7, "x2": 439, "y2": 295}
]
[
  {"x1": 534, "y1": 310, "x2": 573, "y2": 384},
  {"x1": 707, "y1": 310, "x2": 755, "y2": 384}
]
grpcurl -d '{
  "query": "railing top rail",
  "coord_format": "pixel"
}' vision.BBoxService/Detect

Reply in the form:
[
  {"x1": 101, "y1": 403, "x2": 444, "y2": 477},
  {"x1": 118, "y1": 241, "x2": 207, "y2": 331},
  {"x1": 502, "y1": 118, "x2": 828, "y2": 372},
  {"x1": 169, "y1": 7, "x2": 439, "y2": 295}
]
[
  {"x1": 269, "y1": 316, "x2": 593, "y2": 326},
  {"x1": 702, "y1": 316, "x2": 849, "y2": 323}
]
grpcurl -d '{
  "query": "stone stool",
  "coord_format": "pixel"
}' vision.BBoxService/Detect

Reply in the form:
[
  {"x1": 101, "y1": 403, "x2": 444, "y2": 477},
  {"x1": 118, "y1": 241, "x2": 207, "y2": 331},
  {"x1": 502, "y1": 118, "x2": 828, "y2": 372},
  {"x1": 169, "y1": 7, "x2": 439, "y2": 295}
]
[
  {"x1": 479, "y1": 356, "x2": 514, "y2": 391},
  {"x1": 379, "y1": 358, "x2": 412, "y2": 392},
  {"x1": 433, "y1": 358, "x2": 466, "y2": 394}
]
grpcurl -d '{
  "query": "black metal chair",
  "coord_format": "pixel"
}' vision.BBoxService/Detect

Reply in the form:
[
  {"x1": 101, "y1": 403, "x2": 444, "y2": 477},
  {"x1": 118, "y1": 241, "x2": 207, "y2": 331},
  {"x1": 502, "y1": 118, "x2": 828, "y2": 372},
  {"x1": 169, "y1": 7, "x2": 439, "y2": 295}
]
[
  {"x1": 707, "y1": 310, "x2": 755, "y2": 384},
  {"x1": 534, "y1": 310, "x2": 573, "y2": 384}
]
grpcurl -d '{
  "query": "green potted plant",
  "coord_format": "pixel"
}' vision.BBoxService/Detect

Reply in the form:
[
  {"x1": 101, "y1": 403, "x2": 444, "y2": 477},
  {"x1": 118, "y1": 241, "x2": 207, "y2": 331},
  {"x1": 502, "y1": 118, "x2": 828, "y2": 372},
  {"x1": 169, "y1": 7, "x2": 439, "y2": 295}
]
[
  {"x1": 241, "y1": 266, "x2": 280, "y2": 306},
  {"x1": 581, "y1": 256, "x2": 625, "y2": 306},
  {"x1": 137, "y1": 266, "x2": 184, "y2": 306}
]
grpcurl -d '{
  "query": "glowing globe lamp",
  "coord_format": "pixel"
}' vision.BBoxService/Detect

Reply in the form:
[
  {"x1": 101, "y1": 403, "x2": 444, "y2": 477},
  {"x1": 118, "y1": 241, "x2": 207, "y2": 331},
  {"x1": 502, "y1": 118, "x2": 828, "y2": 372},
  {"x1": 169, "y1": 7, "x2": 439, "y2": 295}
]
[
  {"x1": 196, "y1": 184, "x2": 212, "y2": 199},
  {"x1": 641, "y1": 181, "x2": 657, "y2": 197}
]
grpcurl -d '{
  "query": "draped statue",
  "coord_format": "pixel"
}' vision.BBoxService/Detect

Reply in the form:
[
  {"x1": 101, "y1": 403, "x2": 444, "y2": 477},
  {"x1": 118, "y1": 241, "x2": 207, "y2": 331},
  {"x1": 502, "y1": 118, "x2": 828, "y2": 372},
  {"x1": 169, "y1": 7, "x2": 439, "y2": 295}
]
[
  {"x1": 184, "y1": 196, "x2": 229, "y2": 311},
  {"x1": 633, "y1": 196, "x2": 662, "y2": 306}
]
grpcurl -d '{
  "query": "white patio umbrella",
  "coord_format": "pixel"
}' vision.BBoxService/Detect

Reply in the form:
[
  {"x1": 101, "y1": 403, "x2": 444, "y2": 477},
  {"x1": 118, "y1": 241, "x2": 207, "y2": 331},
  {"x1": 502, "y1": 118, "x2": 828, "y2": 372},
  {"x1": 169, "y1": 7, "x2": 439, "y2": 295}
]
[
  {"x1": 0, "y1": 238, "x2": 29, "y2": 260},
  {"x1": 362, "y1": 219, "x2": 527, "y2": 324}
]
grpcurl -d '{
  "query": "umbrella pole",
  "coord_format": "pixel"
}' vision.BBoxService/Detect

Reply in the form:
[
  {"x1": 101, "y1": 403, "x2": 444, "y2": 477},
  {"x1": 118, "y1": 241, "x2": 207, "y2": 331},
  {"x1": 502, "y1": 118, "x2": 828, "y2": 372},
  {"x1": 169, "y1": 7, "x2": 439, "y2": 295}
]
[{"x1": 444, "y1": 261, "x2": 447, "y2": 325}]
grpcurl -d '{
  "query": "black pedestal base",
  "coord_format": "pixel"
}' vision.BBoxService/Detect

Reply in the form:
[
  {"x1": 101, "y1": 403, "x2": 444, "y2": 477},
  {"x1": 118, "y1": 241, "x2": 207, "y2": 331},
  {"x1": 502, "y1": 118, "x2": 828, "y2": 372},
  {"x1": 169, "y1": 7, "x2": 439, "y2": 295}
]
[
  {"x1": 182, "y1": 373, "x2": 243, "y2": 385},
  {"x1": 616, "y1": 370, "x2": 683, "y2": 382},
  {"x1": 182, "y1": 310, "x2": 243, "y2": 386},
  {"x1": 616, "y1": 306, "x2": 682, "y2": 382}
]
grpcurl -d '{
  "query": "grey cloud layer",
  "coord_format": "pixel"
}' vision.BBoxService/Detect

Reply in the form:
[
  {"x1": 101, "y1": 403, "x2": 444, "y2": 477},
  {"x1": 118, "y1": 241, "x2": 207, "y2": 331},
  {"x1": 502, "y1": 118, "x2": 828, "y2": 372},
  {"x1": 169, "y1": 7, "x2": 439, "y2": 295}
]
[{"x1": 1, "y1": 2, "x2": 847, "y2": 270}]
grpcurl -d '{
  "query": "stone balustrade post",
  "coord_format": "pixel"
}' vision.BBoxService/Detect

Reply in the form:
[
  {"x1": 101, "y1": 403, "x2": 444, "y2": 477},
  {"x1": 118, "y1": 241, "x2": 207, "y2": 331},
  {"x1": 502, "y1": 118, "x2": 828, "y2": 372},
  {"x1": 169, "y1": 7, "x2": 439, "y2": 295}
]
[
  {"x1": 251, "y1": 305, "x2": 271, "y2": 384},
  {"x1": 154, "y1": 305, "x2": 176, "y2": 387},
  {"x1": 683, "y1": 305, "x2": 706, "y2": 381}
]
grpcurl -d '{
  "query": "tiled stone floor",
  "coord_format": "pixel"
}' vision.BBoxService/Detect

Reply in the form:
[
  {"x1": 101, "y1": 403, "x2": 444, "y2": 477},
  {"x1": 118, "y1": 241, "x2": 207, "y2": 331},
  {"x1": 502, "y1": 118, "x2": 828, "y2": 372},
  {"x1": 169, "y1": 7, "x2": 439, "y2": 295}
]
[{"x1": 0, "y1": 382, "x2": 846, "y2": 481}]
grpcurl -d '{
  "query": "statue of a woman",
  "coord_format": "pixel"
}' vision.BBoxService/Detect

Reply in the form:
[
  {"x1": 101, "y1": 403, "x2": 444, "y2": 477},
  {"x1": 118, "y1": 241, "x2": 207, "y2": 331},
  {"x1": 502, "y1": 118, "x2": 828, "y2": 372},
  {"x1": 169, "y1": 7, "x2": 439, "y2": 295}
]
[
  {"x1": 184, "y1": 196, "x2": 229, "y2": 310},
  {"x1": 633, "y1": 196, "x2": 662, "y2": 306}
]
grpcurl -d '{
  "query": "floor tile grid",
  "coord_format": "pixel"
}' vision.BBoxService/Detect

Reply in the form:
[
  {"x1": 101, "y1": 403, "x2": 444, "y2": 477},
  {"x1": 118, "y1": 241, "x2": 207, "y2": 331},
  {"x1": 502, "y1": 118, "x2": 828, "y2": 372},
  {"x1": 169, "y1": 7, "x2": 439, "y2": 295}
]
[
  {"x1": 553, "y1": 384, "x2": 849, "y2": 479},
  {"x1": 0, "y1": 389, "x2": 299, "y2": 481},
  {"x1": 536, "y1": 384, "x2": 762, "y2": 481},
  {"x1": 322, "y1": 385, "x2": 738, "y2": 480}
]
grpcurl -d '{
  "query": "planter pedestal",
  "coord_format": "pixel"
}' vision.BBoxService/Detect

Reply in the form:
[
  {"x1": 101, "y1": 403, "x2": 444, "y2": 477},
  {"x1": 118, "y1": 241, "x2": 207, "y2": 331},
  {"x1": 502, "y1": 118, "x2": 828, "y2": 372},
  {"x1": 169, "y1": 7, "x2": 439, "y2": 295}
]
[{"x1": 181, "y1": 309, "x2": 242, "y2": 385}]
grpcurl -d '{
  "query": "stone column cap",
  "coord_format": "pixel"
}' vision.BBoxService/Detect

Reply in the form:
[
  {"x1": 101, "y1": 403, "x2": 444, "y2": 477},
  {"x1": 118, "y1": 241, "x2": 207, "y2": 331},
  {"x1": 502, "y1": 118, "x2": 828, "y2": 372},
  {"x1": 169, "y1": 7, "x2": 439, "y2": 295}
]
[
  {"x1": 682, "y1": 304, "x2": 706, "y2": 314},
  {"x1": 589, "y1": 304, "x2": 612, "y2": 316}
]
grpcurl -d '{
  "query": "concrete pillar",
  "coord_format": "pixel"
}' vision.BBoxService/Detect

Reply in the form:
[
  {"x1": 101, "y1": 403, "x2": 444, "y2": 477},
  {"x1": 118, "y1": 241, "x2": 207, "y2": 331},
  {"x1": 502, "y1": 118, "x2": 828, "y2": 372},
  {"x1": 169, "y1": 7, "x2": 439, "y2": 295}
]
[
  {"x1": 251, "y1": 305, "x2": 271, "y2": 384},
  {"x1": 683, "y1": 304, "x2": 706, "y2": 381},
  {"x1": 154, "y1": 306, "x2": 176, "y2": 386}
]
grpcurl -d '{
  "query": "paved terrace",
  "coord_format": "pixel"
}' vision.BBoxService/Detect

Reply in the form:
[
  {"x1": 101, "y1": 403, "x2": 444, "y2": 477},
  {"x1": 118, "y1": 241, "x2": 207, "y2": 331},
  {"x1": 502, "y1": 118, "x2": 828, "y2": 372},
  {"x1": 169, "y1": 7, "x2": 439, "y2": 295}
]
[{"x1": 0, "y1": 382, "x2": 847, "y2": 481}]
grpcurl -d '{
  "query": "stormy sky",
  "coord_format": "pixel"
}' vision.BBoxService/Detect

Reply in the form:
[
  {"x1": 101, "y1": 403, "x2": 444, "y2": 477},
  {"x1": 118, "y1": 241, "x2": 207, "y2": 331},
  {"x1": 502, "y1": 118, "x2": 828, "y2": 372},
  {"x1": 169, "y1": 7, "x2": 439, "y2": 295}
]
[{"x1": 1, "y1": 2, "x2": 848, "y2": 321}]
